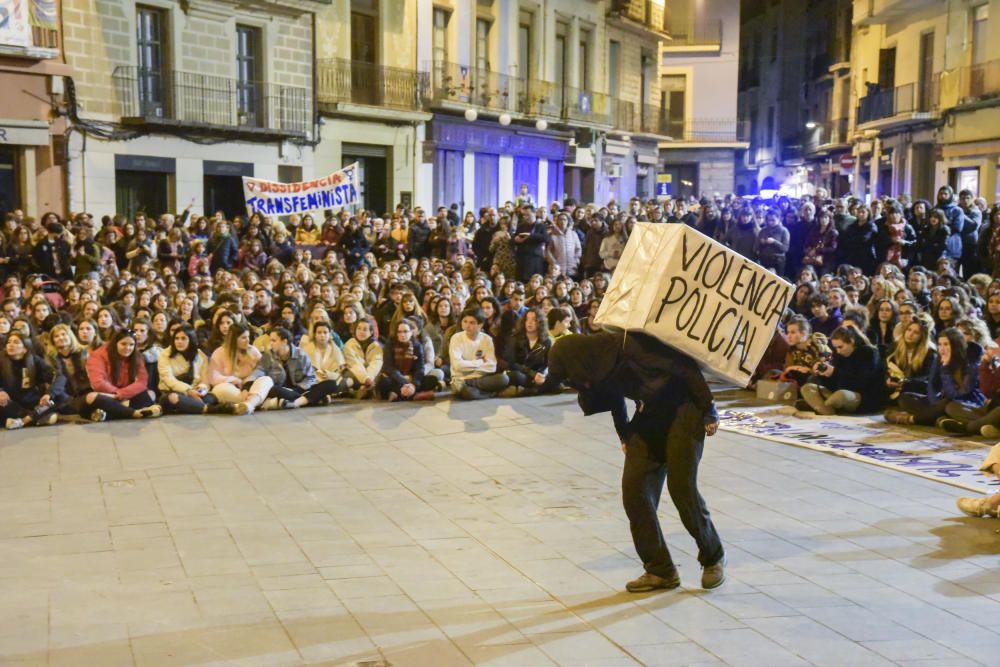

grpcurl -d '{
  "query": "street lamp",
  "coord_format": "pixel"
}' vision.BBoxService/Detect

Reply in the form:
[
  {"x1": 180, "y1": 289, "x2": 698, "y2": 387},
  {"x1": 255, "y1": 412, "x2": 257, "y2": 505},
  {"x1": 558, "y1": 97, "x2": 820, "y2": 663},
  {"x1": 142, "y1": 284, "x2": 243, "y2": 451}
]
[
  {"x1": 805, "y1": 121, "x2": 818, "y2": 129},
  {"x1": 464, "y1": 108, "x2": 478, "y2": 122}
]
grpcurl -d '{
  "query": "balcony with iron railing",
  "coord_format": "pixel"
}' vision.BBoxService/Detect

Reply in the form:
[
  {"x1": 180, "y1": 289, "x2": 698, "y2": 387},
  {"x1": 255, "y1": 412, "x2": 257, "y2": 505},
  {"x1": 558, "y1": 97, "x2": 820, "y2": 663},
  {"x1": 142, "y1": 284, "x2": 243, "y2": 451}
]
[
  {"x1": 657, "y1": 118, "x2": 751, "y2": 143},
  {"x1": 316, "y1": 58, "x2": 428, "y2": 112},
  {"x1": 856, "y1": 80, "x2": 939, "y2": 126},
  {"x1": 429, "y1": 60, "x2": 521, "y2": 113},
  {"x1": 958, "y1": 59, "x2": 1000, "y2": 102},
  {"x1": 854, "y1": 0, "x2": 941, "y2": 25},
  {"x1": 803, "y1": 118, "x2": 850, "y2": 155},
  {"x1": 662, "y1": 20, "x2": 723, "y2": 51},
  {"x1": 112, "y1": 66, "x2": 310, "y2": 138},
  {"x1": 607, "y1": 0, "x2": 669, "y2": 37}
]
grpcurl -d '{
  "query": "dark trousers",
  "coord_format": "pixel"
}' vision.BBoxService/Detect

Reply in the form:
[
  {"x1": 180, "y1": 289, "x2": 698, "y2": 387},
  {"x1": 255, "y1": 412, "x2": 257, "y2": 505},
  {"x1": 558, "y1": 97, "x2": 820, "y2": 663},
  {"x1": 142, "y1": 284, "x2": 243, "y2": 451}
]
[
  {"x1": 621, "y1": 402, "x2": 723, "y2": 577},
  {"x1": 507, "y1": 369, "x2": 560, "y2": 394},
  {"x1": 161, "y1": 392, "x2": 218, "y2": 414},
  {"x1": 941, "y1": 401, "x2": 1000, "y2": 433},
  {"x1": 0, "y1": 397, "x2": 54, "y2": 422},
  {"x1": 898, "y1": 393, "x2": 951, "y2": 424},
  {"x1": 376, "y1": 374, "x2": 437, "y2": 398},
  {"x1": 268, "y1": 379, "x2": 348, "y2": 405},
  {"x1": 65, "y1": 391, "x2": 155, "y2": 420},
  {"x1": 456, "y1": 372, "x2": 509, "y2": 400}
]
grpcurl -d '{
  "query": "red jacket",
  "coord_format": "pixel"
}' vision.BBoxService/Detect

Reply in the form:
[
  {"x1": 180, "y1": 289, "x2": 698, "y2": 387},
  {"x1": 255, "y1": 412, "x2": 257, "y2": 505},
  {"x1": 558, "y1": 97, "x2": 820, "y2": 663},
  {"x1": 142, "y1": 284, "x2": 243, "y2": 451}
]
[{"x1": 85, "y1": 343, "x2": 148, "y2": 400}]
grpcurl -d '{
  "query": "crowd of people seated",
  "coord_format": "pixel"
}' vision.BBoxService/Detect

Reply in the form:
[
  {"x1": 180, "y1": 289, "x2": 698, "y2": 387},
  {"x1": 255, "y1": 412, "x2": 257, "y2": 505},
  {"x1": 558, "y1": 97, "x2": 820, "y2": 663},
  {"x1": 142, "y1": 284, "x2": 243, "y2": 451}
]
[{"x1": 2, "y1": 183, "x2": 1000, "y2": 516}]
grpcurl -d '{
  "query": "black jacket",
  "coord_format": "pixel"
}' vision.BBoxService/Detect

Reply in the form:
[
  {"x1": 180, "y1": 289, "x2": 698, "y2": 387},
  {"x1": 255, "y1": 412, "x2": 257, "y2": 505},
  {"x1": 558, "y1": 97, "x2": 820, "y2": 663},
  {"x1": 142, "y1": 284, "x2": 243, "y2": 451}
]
[
  {"x1": 819, "y1": 344, "x2": 886, "y2": 412},
  {"x1": 549, "y1": 332, "x2": 717, "y2": 457}
]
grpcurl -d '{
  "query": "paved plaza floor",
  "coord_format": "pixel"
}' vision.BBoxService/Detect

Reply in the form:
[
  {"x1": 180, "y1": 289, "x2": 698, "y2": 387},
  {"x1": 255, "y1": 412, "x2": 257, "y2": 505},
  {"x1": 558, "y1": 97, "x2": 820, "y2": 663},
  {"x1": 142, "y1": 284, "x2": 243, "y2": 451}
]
[{"x1": 1, "y1": 393, "x2": 999, "y2": 666}]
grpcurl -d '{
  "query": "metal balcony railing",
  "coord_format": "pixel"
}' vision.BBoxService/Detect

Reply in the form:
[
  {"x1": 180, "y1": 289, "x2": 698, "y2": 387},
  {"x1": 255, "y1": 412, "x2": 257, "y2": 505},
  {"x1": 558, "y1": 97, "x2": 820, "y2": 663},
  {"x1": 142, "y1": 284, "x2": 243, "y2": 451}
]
[
  {"x1": 113, "y1": 66, "x2": 309, "y2": 135},
  {"x1": 663, "y1": 19, "x2": 723, "y2": 48},
  {"x1": 802, "y1": 118, "x2": 850, "y2": 154},
  {"x1": 959, "y1": 59, "x2": 1000, "y2": 101},
  {"x1": 562, "y1": 86, "x2": 614, "y2": 126},
  {"x1": 614, "y1": 99, "x2": 638, "y2": 133},
  {"x1": 430, "y1": 60, "x2": 521, "y2": 112},
  {"x1": 316, "y1": 58, "x2": 428, "y2": 111},
  {"x1": 657, "y1": 118, "x2": 750, "y2": 143},
  {"x1": 518, "y1": 79, "x2": 562, "y2": 118},
  {"x1": 856, "y1": 81, "x2": 938, "y2": 125}
]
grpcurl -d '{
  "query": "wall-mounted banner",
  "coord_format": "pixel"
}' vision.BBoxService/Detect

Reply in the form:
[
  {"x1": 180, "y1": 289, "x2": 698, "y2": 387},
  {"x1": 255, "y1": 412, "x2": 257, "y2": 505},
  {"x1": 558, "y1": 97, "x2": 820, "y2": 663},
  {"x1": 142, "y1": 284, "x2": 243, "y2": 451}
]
[
  {"x1": 594, "y1": 223, "x2": 793, "y2": 387},
  {"x1": 243, "y1": 163, "x2": 358, "y2": 216},
  {"x1": 0, "y1": 0, "x2": 32, "y2": 47}
]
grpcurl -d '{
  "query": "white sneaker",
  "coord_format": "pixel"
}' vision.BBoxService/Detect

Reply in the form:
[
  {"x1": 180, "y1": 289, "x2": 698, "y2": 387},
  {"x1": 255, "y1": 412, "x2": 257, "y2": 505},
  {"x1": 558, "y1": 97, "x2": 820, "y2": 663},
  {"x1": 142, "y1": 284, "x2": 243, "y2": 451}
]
[
  {"x1": 956, "y1": 496, "x2": 997, "y2": 518},
  {"x1": 234, "y1": 402, "x2": 254, "y2": 416},
  {"x1": 794, "y1": 410, "x2": 818, "y2": 419},
  {"x1": 5, "y1": 418, "x2": 23, "y2": 430},
  {"x1": 38, "y1": 412, "x2": 58, "y2": 426},
  {"x1": 776, "y1": 406, "x2": 797, "y2": 415},
  {"x1": 261, "y1": 398, "x2": 280, "y2": 411},
  {"x1": 89, "y1": 409, "x2": 107, "y2": 423}
]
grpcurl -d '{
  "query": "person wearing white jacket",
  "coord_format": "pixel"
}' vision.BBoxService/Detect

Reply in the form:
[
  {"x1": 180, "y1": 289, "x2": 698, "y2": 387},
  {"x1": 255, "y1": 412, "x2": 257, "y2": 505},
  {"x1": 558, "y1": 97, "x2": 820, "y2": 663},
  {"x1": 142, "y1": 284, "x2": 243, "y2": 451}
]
[
  {"x1": 545, "y1": 213, "x2": 582, "y2": 278},
  {"x1": 342, "y1": 316, "x2": 383, "y2": 399},
  {"x1": 449, "y1": 307, "x2": 509, "y2": 400},
  {"x1": 599, "y1": 218, "x2": 629, "y2": 271},
  {"x1": 300, "y1": 321, "x2": 353, "y2": 401},
  {"x1": 158, "y1": 324, "x2": 228, "y2": 414}
]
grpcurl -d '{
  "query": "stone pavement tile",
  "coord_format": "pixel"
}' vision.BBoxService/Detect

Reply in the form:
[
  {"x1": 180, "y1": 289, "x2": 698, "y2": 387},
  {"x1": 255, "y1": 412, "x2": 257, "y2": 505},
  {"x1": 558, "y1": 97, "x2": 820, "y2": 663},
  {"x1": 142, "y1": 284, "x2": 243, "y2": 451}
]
[
  {"x1": 895, "y1": 661, "x2": 986, "y2": 667},
  {"x1": 129, "y1": 618, "x2": 301, "y2": 667},
  {"x1": 753, "y1": 582, "x2": 856, "y2": 609},
  {"x1": 626, "y1": 641, "x2": 724, "y2": 666},
  {"x1": 48, "y1": 640, "x2": 134, "y2": 667},
  {"x1": 279, "y1": 611, "x2": 378, "y2": 664},
  {"x1": 641, "y1": 593, "x2": 745, "y2": 634},
  {"x1": 744, "y1": 616, "x2": 897, "y2": 667},
  {"x1": 456, "y1": 642, "x2": 558, "y2": 666},
  {"x1": 530, "y1": 630, "x2": 640, "y2": 664},
  {"x1": 703, "y1": 592, "x2": 798, "y2": 619},
  {"x1": 194, "y1": 584, "x2": 272, "y2": 617},
  {"x1": 799, "y1": 605, "x2": 923, "y2": 642},
  {"x1": 860, "y1": 638, "x2": 968, "y2": 662}
]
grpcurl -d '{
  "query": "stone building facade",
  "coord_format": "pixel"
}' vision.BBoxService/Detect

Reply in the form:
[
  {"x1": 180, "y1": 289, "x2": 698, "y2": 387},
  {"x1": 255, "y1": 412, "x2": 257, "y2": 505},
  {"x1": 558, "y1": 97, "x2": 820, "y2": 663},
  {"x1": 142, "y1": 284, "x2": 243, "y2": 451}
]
[{"x1": 62, "y1": 0, "x2": 319, "y2": 218}]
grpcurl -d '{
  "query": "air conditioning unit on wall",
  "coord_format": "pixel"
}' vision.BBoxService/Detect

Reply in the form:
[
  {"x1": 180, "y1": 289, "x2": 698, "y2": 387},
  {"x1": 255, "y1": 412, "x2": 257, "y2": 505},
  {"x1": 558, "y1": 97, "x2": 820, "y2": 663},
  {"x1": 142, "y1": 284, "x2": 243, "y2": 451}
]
[{"x1": 608, "y1": 164, "x2": 622, "y2": 178}]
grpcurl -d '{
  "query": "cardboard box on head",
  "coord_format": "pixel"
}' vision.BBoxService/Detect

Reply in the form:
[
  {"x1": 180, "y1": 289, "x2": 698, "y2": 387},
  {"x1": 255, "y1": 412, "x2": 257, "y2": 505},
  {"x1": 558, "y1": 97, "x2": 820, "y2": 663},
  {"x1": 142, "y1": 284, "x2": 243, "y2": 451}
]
[{"x1": 594, "y1": 223, "x2": 793, "y2": 387}]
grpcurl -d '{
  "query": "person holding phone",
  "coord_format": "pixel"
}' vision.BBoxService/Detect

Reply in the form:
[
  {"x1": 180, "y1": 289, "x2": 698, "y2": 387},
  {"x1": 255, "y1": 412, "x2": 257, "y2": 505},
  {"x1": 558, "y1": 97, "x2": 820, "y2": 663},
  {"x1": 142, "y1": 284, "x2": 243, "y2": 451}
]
[{"x1": 512, "y1": 209, "x2": 548, "y2": 282}]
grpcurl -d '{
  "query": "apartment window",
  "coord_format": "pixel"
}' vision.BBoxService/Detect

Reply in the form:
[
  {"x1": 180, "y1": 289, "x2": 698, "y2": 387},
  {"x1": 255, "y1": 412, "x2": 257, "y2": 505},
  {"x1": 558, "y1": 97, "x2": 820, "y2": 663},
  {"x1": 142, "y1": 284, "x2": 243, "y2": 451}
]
[
  {"x1": 877, "y1": 47, "x2": 896, "y2": 89},
  {"x1": 579, "y1": 31, "x2": 591, "y2": 90},
  {"x1": 432, "y1": 8, "x2": 449, "y2": 65},
  {"x1": 972, "y1": 4, "x2": 989, "y2": 65},
  {"x1": 661, "y1": 74, "x2": 686, "y2": 137},
  {"x1": 236, "y1": 25, "x2": 261, "y2": 126},
  {"x1": 350, "y1": 0, "x2": 378, "y2": 64},
  {"x1": 518, "y1": 18, "x2": 532, "y2": 81},
  {"x1": 766, "y1": 107, "x2": 775, "y2": 148},
  {"x1": 608, "y1": 41, "x2": 620, "y2": 97},
  {"x1": 555, "y1": 30, "x2": 567, "y2": 88},
  {"x1": 475, "y1": 19, "x2": 491, "y2": 72},
  {"x1": 136, "y1": 5, "x2": 166, "y2": 116}
]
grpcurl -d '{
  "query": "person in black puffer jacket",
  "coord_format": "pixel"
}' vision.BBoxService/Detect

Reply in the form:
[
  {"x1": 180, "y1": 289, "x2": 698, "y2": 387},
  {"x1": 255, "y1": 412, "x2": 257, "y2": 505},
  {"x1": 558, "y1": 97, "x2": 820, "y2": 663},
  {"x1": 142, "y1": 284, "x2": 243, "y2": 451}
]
[{"x1": 800, "y1": 325, "x2": 886, "y2": 415}]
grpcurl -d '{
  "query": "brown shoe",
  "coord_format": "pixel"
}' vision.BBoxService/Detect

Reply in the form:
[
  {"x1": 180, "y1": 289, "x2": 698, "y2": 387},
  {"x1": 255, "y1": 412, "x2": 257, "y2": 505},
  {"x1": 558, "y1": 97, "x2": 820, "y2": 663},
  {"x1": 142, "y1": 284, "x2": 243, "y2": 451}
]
[
  {"x1": 625, "y1": 569, "x2": 680, "y2": 593},
  {"x1": 413, "y1": 391, "x2": 435, "y2": 401}
]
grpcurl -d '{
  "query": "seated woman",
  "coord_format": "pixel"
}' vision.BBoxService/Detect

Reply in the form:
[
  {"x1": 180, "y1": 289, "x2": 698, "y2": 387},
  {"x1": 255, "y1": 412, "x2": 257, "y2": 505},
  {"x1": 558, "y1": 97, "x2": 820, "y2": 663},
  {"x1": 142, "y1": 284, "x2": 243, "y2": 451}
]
[
  {"x1": 133, "y1": 316, "x2": 162, "y2": 394},
  {"x1": 502, "y1": 307, "x2": 555, "y2": 395},
  {"x1": 866, "y1": 298, "x2": 898, "y2": 358},
  {"x1": 800, "y1": 326, "x2": 885, "y2": 416},
  {"x1": 207, "y1": 322, "x2": 274, "y2": 415},
  {"x1": 377, "y1": 318, "x2": 437, "y2": 402},
  {"x1": 85, "y1": 328, "x2": 162, "y2": 420},
  {"x1": 300, "y1": 320, "x2": 353, "y2": 401},
  {"x1": 884, "y1": 317, "x2": 937, "y2": 400},
  {"x1": 886, "y1": 327, "x2": 985, "y2": 427},
  {"x1": 343, "y1": 316, "x2": 383, "y2": 399},
  {"x1": 0, "y1": 332, "x2": 58, "y2": 429},
  {"x1": 781, "y1": 315, "x2": 829, "y2": 386},
  {"x1": 158, "y1": 324, "x2": 227, "y2": 415}
]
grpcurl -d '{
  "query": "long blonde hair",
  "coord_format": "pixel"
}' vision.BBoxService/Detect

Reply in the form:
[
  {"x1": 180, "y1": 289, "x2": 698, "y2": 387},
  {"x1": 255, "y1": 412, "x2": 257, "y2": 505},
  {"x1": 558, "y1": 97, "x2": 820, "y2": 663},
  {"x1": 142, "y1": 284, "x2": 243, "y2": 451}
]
[{"x1": 887, "y1": 318, "x2": 932, "y2": 376}]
